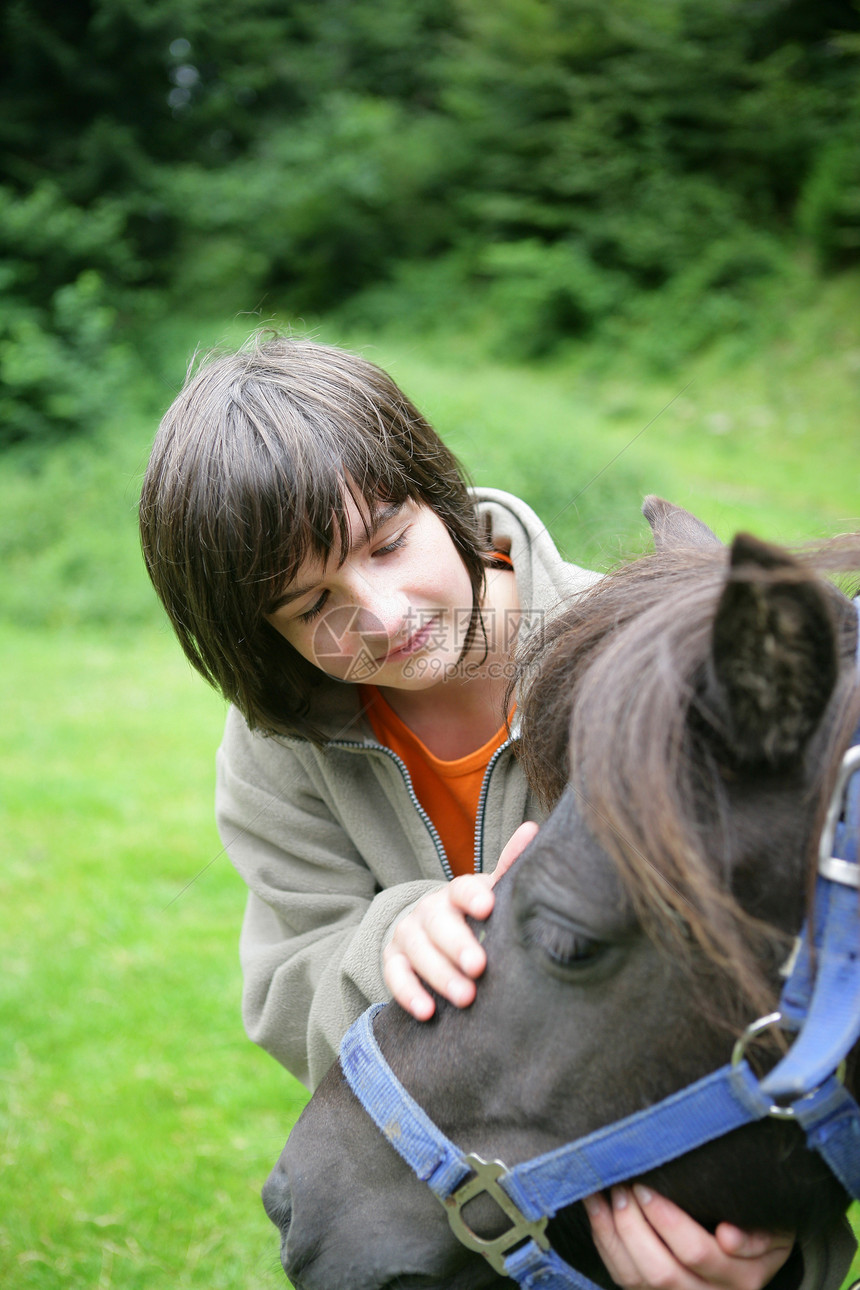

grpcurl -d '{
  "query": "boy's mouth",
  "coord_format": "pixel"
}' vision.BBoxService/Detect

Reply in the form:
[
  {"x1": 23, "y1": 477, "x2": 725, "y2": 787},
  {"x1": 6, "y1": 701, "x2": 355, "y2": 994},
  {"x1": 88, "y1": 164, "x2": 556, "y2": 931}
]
[{"x1": 381, "y1": 615, "x2": 439, "y2": 663}]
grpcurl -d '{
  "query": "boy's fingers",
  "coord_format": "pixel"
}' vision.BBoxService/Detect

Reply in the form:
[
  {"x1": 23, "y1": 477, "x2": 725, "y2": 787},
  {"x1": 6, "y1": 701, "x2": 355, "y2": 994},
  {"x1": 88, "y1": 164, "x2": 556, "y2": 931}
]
[
  {"x1": 491, "y1": 821, "x2": 539, "y2": 885},
  {"x1": 382, "y1": 949, "x2": 436, "y2": 1019},
  {"x1": 447, "y1": 873, "x2": 495, "y2": 918},
  {"x1": 623, "y1": 1187, "x2": 794, "y2": 1289},
  {"x1": 384, "y1": 926, "x2": 479, "y2": 1010},
  {"x1": 616, "y1": 1185, "x2": 714, "y2": 1286},
  {"x1": 383, "y1": 877, "x2": 497, "y2": 1020},
  {"x1": 423, "y1": 895, "x2": 487, "y2": 976},
  {"x1": 715, "y1": 1224, "x2": 794, "y2": 1259},
  {"x1": 584, "y1": 1190, "x2": 646, "y2": 1288}
]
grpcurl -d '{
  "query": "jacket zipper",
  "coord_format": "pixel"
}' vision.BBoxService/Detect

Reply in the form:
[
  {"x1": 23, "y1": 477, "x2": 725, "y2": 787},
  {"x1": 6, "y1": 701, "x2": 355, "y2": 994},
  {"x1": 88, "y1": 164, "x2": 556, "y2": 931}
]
[
  {"x1": 328, "y1": 738, "x2": 455, "y2": 881},
  {"x1": 473, "y1": 736, "x2": 517, "y2": 874},
  {"x1": 329, "y1": 735, "x2": 519, "y2": 882}
]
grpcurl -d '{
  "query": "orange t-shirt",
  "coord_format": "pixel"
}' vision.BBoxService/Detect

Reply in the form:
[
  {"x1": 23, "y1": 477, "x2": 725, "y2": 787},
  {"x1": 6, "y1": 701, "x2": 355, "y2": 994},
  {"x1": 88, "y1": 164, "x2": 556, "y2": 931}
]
[{"x1": 358, "y1": 685, "x2": 510, "y2": 877}]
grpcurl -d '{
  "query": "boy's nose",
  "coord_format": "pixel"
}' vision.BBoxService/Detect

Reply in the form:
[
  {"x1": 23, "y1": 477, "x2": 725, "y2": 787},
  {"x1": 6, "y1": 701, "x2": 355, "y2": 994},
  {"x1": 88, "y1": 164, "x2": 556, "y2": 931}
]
[
  {"x1": 343, "y1": 573, "x2": 406, "y2": 636},
  {"x1": 351, "y1": 593, "x2": 407, "y2": 647}
]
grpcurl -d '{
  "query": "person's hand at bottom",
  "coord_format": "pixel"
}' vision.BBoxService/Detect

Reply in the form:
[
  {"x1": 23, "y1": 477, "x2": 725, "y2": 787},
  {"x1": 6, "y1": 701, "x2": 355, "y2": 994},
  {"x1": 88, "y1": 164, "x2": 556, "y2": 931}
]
[{"x1": 584, "y1": 1185, "x2": 795, "y2": 1290}]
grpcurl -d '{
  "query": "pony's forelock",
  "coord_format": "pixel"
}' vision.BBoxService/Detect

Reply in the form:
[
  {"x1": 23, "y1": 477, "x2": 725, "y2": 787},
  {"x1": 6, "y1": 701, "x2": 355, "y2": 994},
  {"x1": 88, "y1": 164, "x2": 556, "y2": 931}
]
[{"x1": 518, "y1": 537, "x2": 860, "y2": 1025}]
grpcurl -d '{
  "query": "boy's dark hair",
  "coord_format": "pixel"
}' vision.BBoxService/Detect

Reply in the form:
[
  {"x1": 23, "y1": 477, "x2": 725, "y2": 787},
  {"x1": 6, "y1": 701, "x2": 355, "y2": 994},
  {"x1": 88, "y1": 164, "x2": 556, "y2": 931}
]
[{"x1": 139, "y1": 335, "x2": 489, "y2": 740}]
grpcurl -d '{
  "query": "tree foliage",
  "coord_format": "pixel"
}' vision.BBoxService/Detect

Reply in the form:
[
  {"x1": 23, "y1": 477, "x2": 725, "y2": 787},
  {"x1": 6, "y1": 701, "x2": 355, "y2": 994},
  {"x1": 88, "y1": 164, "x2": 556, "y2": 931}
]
[{"x1": 2, "y1": 0, "x2": 859, "y2": 443}]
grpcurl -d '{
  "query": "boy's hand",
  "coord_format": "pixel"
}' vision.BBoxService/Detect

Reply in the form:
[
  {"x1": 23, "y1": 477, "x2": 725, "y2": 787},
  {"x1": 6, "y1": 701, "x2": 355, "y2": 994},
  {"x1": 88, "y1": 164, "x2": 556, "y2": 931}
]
[
  {"x1": 584, "y1": 1186, "x2": 794, "y2": 1290},
  {"x1": 383, "y1": 822, "x2": 539, "y2": 1019}
]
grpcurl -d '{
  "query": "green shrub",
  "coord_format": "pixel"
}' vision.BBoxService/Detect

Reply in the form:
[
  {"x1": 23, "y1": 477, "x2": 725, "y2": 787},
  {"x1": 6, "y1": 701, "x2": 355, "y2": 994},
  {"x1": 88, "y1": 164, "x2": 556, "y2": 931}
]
[
  {"x1": 0, "y1": 272, "x2": 135, "y2": 449},
  {"x1": 0, "y1": 184, "x2": 137, "y2": 447},
  {"x1": 164, "y1": 93, "x2": 461, "y2": 310},
  {"x1": 798, "y1": 133, "x2": 860, "y2": 270},
  {"x1": 606, "y1": 231, "x2": 798, "y2": 370},
  {"x1": 4, "y1": 1, "x2": 860, "y2": 405},
  {"x1": 478, "y1": 238, "x2": 628, "y2": 356}
]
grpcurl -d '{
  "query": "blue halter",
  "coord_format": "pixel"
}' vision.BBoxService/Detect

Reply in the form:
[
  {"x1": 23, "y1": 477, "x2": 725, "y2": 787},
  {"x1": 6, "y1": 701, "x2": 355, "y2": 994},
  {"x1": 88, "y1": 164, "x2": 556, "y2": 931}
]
[{"x1": 340, "y1": 617, "x2": 860, "y2": 1289}]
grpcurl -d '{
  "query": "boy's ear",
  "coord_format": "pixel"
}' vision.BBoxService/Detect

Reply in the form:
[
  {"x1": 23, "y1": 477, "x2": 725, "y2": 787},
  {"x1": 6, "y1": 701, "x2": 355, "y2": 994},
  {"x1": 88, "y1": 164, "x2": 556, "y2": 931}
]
[
  {"x1": 643, "y1": 496, "x2": 722, "y2": 551},
  {"x1": 704, "y1": 533, "x2": 839, "y2": 767}
]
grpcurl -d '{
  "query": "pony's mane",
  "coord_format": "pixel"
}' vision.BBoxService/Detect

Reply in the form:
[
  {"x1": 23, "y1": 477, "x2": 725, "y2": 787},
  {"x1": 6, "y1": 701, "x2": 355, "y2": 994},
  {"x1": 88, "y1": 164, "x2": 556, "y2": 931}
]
[{"x1": 517, "y1": 536, "x2": 860, "y2": 1025}]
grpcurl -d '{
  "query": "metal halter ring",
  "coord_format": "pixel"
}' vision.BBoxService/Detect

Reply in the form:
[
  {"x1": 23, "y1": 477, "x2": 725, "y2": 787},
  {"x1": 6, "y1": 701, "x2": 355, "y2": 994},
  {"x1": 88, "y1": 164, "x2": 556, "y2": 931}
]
[{"x1": 732, "y1": 1012, "x2": 845, "y2": 1120}]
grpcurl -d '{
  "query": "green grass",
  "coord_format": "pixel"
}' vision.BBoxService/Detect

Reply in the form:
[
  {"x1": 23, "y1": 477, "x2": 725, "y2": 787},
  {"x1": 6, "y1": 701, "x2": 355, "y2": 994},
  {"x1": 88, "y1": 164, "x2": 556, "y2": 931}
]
[
  {"x1": 0, "y1": 624, "x2": 306, "y2": 1288},
  {"x1": 2, "y1": 276, "x2": 860, "y2": 1286}
]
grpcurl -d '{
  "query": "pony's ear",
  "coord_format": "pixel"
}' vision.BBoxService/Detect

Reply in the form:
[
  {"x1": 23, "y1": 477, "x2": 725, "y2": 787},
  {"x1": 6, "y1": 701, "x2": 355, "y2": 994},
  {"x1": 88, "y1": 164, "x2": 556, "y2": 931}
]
[
  {"x1": 643, "y1": 496, "x2": 722, "y2": 551},
  {"x1": 706, "y1": 533, "x2": 839, "y2": 767}
]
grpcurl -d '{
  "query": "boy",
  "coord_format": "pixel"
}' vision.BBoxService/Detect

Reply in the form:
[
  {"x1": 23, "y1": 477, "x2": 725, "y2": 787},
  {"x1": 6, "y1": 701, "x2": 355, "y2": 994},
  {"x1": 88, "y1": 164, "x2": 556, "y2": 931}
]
[{"x1": 140, "y1": 335, "x2": 800, "y2": 1288}]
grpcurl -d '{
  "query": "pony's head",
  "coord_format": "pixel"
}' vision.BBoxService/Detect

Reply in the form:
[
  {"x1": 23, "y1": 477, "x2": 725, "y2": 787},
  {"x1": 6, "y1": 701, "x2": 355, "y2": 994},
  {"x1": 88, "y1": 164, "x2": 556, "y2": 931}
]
[
  {"x1": 264, "y1": 502, "x2": 860, "y2": 1290},
  {"x1": 517, "y1": 498, "x2": 860, "y2": 1035}
]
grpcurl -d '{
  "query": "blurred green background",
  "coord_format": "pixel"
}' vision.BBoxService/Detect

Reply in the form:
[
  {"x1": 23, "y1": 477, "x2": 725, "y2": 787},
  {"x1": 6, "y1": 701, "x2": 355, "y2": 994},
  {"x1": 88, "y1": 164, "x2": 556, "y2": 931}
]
[{"x1": 2, "y1": 1, "x2": 860, "y2": 1286}]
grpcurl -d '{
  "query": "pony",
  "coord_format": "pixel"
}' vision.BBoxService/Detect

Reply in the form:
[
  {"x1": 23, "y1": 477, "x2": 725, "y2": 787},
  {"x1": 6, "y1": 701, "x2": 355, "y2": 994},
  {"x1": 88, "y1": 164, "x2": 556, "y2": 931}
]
[{"x1": 263, "y1": 500, "x2": 860, "y2": 1290}]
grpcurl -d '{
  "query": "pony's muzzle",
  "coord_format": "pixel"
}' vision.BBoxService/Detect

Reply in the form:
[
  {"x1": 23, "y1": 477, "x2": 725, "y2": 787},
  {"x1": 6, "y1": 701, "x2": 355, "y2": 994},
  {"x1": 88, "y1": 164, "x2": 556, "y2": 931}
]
[{"x1": 262, "y1": 1162, "x2": 293, "y2": 1237}]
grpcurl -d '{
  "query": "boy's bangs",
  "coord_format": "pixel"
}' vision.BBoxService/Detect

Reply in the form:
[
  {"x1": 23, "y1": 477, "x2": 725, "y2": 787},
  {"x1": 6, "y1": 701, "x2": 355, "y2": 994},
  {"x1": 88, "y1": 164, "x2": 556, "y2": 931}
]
[{"x1": 252, "y1": 447, "x2": 412, "y2": 615}]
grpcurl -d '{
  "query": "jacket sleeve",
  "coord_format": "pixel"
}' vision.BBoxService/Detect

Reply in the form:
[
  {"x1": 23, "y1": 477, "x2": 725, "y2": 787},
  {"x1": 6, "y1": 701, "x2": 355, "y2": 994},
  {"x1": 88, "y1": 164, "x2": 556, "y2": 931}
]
[
  {"x1": 795, "y1": 1215, "x2": 856, "y2": 1290},
  {"x1": 215, "y1": 708, "x2": 442, "y2": 1090}
]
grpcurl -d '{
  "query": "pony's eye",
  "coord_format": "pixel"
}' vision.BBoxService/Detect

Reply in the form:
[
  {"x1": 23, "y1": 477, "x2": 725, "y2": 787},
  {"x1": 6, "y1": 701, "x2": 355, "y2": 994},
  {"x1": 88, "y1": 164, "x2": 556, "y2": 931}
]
[{"x1": 522, "y1": 913, "x2": 604, "y2": 969}]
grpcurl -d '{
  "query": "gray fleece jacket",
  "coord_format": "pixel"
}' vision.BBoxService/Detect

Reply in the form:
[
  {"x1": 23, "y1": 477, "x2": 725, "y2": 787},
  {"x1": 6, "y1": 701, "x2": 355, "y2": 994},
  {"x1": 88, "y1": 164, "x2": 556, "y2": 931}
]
[{"x1": 214, "y1": 485, "x2": 855, "y2": 1284}]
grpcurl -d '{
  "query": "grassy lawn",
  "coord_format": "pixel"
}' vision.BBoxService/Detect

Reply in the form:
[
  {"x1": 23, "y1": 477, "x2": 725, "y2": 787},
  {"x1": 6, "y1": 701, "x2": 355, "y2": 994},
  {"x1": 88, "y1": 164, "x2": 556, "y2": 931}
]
[
  {"x1": 2, "y1": 286, "x2": 859, "y2": 1287},
  {"x1": 0, "y1": 624, "x2": 305, "y2": 1288}
]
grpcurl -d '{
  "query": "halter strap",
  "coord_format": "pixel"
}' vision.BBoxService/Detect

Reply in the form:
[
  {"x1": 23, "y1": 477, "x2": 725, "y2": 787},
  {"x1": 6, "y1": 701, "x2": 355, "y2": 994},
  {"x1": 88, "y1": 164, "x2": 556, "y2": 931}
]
[
  {"x1": 340, "y1": 1004, "x2": 471, "y2": 1200},
  {"x1": 763, "y1": 609, "x2": 860, "y2": 1096}
]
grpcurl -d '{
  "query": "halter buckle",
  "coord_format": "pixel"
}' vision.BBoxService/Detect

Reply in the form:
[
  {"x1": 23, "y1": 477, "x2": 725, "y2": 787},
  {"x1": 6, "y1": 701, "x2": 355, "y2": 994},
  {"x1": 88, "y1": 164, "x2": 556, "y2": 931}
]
[{"x1": 440, "y1": 1153, "x2": 550, "y2": 1276}]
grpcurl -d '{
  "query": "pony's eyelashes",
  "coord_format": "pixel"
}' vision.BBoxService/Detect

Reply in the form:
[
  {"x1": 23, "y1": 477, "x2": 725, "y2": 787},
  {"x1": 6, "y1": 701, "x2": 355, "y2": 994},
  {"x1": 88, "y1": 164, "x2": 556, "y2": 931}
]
[{"x1": 519, "y1": 907, "x2": 614, "y2": 977}]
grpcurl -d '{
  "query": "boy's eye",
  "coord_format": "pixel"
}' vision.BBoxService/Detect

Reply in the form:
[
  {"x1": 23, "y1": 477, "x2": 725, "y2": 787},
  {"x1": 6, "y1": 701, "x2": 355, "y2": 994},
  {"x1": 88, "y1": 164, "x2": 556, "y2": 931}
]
[
  {"x1": 298, "y1": 591, "x2": 328, "y2": 623},
  {"x1": 374, "y1": 531, "x2": 407, "y2": 557},
  {"x1": 287, "y1": 522, "x2": 408, "y2": 625}
]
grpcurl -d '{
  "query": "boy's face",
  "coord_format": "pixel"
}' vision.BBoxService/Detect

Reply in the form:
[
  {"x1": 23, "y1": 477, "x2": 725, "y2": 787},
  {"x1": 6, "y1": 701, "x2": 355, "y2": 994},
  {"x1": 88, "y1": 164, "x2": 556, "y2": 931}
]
[{"x1": 265, "y1": 496, "x2": 475, "y2": 689}]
